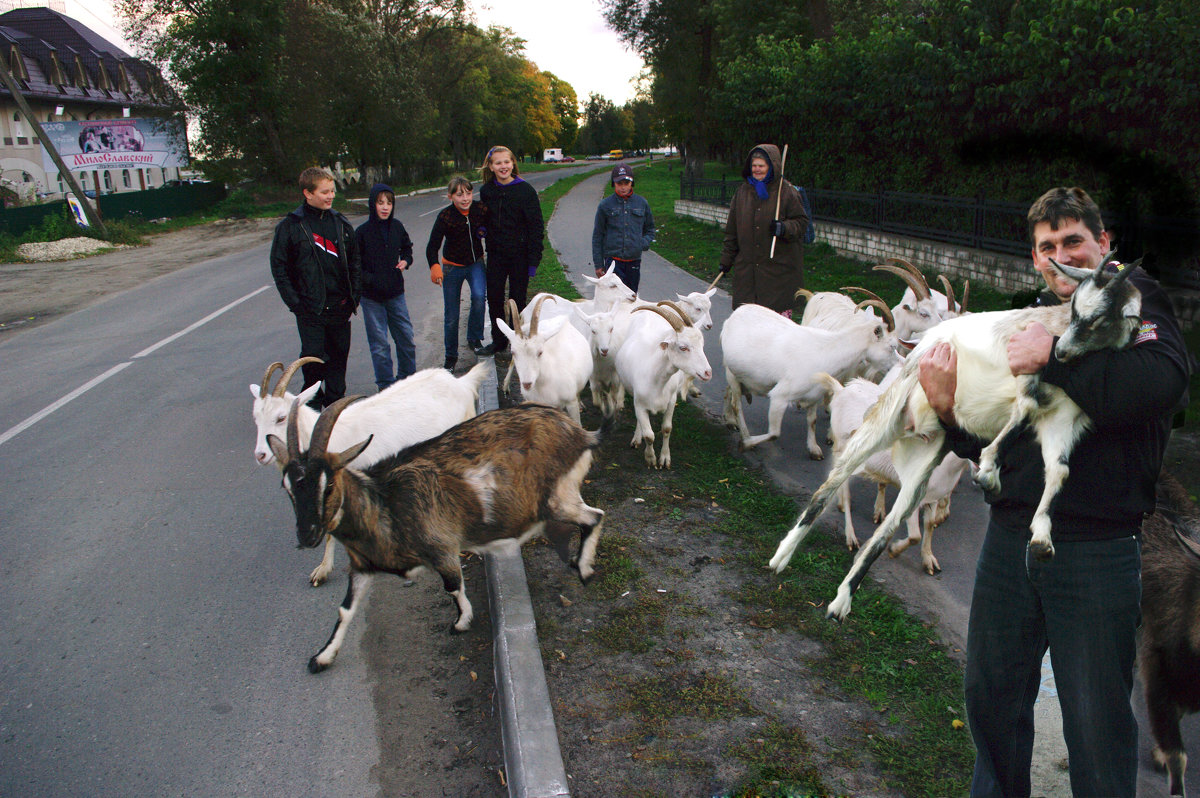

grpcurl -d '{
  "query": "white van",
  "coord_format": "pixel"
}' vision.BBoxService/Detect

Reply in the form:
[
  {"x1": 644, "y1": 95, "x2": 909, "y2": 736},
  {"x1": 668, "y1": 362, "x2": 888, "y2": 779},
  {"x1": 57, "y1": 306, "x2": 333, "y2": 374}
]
[{"x1": 542, "y1": 148, "x2": 563, "y2": 162}]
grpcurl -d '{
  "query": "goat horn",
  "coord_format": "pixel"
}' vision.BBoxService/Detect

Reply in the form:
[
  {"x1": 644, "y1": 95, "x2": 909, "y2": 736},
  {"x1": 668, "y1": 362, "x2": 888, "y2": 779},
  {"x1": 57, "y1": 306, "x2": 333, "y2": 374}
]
[
  {"x1": 873, "y1": 264, "x2": 929, "y2": 301},
  {"x1": 528, "y1": 294, "x2": 555, "y2": 338},
  {"x1": 274, "y1": 357, "x2": 324, "y2": 397},
  {"x1": 841, "y1": 286, "x2": 888, "y2": 306},
  {"x1": 506, "y1": 299, "x2": 523, "y2": 338},
  {"x1": 888, "y1": 257, "x2": 931, "y2": 299},
  {"x1": 855, "y1": 298, "x2": 895, "y2": 331},
  {"x1": 936, "y1": 275, "x2": 956, "y2": 312},
  {"x1": 260, "y1": 361, "x2": 285, "y2": 398},
  {"x1": 308, "y1": 395, "x2": 366, "y2": 459},
  {"x1": 958, "y1": 280, "x2": 969, "y2": 313},
  {"x1": 794, "y1": 288, "x2": 814, "y2": 303},
  {"x1": 656, "y1": 300, "x2": 694, "y2": 327},
  {"x1": 633, "y1": 304, "x2": 683, "y2": 332},
  {"x1": 285, "y1": 397, "x2": 302, "y2": 462}
]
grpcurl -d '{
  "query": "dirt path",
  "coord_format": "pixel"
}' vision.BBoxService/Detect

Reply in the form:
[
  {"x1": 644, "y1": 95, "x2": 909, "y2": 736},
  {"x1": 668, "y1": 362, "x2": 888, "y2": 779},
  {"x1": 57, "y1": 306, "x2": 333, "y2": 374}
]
[{"x1": 0, "y1": 217, "x2": 279, "y2": 333}]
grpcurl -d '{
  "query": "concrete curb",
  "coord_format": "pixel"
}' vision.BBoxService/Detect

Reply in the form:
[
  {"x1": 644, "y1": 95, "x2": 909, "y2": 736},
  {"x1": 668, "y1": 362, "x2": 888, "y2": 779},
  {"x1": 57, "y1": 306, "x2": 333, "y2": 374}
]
[{"x1": 475, "y1": 357, "x2": 571, "y2": 798}]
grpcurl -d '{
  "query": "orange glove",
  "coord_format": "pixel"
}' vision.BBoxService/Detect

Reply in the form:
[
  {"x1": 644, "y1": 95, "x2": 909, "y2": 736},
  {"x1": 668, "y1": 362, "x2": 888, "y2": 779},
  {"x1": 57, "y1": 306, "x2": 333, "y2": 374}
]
[{"x1": 430, "y1": 263, "x2": 443, "y2": 285}]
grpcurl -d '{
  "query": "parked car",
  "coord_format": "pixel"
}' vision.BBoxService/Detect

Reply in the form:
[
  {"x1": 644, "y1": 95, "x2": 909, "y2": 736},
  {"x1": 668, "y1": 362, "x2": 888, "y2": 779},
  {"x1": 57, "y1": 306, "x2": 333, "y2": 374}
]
[{"x1": 561, "y1": 155, "x2": 575, "y2": 163}]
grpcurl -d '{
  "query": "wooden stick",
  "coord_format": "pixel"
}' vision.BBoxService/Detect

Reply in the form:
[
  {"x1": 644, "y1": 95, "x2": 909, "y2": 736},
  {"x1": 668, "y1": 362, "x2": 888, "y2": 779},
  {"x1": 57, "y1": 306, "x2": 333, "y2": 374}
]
[
  {"x1": 769, "y1": 143, "x2": 789, "y2": 260},
  {"x1": 708, "y1": 270, "x2": 724, "y2": 290}
]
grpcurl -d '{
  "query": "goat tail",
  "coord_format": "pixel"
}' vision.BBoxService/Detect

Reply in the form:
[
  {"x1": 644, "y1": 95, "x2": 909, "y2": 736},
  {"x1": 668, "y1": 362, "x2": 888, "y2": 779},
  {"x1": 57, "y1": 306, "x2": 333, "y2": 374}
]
[
  {"x1": 769, "y1": 367, "x2": 916, "y2": 574},
  {"x1": 813, "y1": 371, "x2": 842, "y2": 400},
  {"x1": 461, "y1": 362, "x2": 492, "y2": 401}
]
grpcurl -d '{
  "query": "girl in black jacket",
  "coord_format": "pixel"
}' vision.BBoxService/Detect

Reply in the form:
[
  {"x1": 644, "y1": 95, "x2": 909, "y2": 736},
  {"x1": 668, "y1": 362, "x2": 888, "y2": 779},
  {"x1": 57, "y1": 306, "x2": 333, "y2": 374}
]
[
  {"x1": 476, "y1": 145, "x2": 543, "y2": 355},
  {"x1": 355, "y1": 183, "x2": 415, "y2": 390},
  {"x1": 426, "y1": 176, "x2": 489, "y2": 369}
]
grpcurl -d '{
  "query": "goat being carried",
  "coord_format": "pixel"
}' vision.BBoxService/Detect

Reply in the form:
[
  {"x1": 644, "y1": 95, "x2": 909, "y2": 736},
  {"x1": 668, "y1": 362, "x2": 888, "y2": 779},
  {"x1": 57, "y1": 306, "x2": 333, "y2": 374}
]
[
  {"x1": 268, "y1": 400, "x2": 605, "y2": 672},
  {"x1": 770, "y1": 255, "x2": 1143, "y2": 619}
]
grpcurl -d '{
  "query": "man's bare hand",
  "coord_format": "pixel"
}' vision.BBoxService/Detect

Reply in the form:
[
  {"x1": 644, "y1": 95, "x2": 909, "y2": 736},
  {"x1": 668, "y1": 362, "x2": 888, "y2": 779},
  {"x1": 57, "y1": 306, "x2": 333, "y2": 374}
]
[
  {"x1": 919, "y1": 342, "x2": 958, "y2": 425},
  {"x1": 1008, "y1": 322, "x2": 1054, "y2": 375}
]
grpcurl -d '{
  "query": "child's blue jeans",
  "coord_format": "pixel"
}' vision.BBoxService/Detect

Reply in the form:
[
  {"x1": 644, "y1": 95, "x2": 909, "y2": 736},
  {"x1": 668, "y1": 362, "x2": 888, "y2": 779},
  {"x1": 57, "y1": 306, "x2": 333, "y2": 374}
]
[
  {"x1": 361, "y1": 294, "x2": 416, "y2": 390},
  {"x1": 442, "y1": 259, "x2": 487, "y2": 358}
]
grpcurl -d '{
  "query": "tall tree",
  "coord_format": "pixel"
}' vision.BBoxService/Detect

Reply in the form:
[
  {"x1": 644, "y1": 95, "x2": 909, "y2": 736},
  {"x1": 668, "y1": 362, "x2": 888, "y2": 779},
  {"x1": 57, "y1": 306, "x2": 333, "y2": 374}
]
[{"x1": 544, "y1": 71, "x2": 579, "y2": 150}]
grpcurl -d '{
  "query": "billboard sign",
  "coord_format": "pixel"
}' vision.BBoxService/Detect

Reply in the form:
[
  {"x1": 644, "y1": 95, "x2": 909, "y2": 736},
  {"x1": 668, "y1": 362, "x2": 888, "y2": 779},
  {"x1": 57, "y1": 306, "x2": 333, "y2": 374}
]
[{"x1": 38, "y1": 118, "x2": 188, "y2": 174}]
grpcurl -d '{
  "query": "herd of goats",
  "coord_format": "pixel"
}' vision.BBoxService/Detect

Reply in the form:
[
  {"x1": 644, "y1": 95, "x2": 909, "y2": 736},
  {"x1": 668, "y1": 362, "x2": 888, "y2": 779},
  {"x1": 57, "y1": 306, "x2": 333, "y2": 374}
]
[{"x1": 249, "y1": 258, "x2": 1199, "y2": 796}]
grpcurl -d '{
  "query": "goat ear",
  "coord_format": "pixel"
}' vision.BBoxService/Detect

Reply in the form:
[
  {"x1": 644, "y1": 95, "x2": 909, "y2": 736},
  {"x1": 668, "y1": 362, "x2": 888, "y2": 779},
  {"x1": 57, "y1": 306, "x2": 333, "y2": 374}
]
[
  {"x1": 496, "y1": 318, "x2": 517, "y2": 340},
  {"x1": 331, "y1": 435, "x2": 372, "y2": 470},
  {"x1": 266, "y1": 434, "x2": 289, "y2": 466},
  {"x1": 540, "y1": 315, "x2": 570, "y2": 338},
  {"x1": 250, "y1": 383, "x2": 263, "y2": 399},
  {"x1": 295, "y1": 382, "x2": 321, "y2": 406}
]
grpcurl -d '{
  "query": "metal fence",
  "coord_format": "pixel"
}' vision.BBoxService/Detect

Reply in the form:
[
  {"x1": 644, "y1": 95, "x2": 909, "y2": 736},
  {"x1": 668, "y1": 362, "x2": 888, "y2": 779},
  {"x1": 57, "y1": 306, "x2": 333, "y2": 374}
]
[
  {"x1": 680, "y1": 174, "x2": 1200, "y2": 289},
  {"x1": 0, "y1": 181, "x2": 227, "y2": 239}
]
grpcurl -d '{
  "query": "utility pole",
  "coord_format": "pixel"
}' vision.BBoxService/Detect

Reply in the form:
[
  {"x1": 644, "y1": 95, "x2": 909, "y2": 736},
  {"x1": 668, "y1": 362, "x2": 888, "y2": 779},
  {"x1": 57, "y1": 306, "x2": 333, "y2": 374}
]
[{"x1": 0, "y1": 59, "x2": 108, "y2": 237}]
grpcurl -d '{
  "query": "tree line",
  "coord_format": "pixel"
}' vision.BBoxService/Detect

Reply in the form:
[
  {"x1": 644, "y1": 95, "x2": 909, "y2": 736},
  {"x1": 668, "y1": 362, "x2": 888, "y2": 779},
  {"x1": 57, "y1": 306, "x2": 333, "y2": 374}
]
[
  {"x1": 117, "y1": 0, "x2": 580, "y2": 185},
  {"x1": 605, "y1": 0, "x2": 1199, "y2": 228}
]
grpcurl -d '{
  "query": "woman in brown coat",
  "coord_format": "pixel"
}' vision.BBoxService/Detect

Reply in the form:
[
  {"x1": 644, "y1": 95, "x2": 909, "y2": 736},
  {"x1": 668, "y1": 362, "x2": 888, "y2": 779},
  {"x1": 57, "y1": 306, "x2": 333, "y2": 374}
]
[{"x1": 718, "y1": 144, "x2": 810, "y2": 315}]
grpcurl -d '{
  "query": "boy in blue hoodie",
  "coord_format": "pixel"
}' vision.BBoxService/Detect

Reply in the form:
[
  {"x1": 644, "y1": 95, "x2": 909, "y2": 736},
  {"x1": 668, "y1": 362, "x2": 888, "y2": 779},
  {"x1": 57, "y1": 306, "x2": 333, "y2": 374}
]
[{"x1": 355, "y1": 183, "x2": 415, "y2": 391}]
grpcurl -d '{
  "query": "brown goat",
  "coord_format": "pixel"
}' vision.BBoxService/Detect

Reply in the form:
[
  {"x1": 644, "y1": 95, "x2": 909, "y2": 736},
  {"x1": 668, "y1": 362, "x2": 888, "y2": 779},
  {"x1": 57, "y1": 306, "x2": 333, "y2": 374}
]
[
  {"x1": 1141, "y1": 471, "x2": 1200, "y2": 797},
  {"x1": 267, "y1": 398, "x2": 605, "y2": 673}
]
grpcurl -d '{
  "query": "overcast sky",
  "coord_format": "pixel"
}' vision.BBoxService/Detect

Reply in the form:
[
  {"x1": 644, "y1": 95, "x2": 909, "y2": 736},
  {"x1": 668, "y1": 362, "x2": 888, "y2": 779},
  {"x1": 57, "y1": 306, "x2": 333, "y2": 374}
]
[{"x1": 77, "y1": 0, "x2": 645, "y2": 106}]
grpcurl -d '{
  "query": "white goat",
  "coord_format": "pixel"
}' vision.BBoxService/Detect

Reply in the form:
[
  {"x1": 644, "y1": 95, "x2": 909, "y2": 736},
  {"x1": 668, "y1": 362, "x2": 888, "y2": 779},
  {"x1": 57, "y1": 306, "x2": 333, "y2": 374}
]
[
  {"x1": 250, "y1": 358, "x2": 488, "y2": 586},
  {"x1": 721, "y1": 303, "x2": 900, "y2": 457},
  {"x1": 575, "y1": 304, "x2": 628, "y2": 418},
  {"x1": 497, "y1": 297, "x2": 593, "y2": 425},
  {"x1": 770, "y1": 257, "x2": 1142, "y2": 620},
  {"x1": 615, "y1": 301, "x2": 713, "y2": 468},
  {"x1": 817, "y1": 370, "x2": 970, "y2": 575}
]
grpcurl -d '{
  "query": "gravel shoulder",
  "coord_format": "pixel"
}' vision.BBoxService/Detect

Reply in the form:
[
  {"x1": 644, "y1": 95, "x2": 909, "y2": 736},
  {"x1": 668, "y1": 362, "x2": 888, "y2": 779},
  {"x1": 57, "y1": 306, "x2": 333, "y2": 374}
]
[{"x1": 0, "y1": 217, "x2": 278, "y2": 333}]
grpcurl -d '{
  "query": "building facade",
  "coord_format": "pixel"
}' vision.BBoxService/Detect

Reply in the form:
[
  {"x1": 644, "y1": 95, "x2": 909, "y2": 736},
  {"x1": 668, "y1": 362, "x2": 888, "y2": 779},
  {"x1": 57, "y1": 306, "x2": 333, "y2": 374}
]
[{"x1": 0, "y1": 6, "x2": 185, "y2": 205}]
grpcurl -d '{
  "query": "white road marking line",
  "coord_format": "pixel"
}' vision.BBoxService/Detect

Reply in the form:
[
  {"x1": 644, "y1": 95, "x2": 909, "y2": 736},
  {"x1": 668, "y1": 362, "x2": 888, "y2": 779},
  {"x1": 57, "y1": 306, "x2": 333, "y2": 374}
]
[
  {"x1": 134, "y1": 285, "x2": 271, "y2": 358},
  {"x1": 0, "y1": 285, "x2": 272, "y2": 447},
  {"x1": 0, "y1": 361, "x2": 133, "y2": 447}
]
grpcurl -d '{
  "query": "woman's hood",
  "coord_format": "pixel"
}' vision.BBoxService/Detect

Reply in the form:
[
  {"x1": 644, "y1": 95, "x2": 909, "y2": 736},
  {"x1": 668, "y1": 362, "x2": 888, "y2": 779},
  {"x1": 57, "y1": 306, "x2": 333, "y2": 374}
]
[{"x1": 742, "y1": 144, "x2": 783, "y2": 182}]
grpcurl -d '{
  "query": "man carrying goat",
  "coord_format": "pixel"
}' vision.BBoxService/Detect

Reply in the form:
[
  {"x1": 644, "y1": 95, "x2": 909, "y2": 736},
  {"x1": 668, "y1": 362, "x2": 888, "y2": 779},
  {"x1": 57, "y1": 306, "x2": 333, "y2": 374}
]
[{"x1": 919, "y1": 187, "x2": 1190, "y2": 797}]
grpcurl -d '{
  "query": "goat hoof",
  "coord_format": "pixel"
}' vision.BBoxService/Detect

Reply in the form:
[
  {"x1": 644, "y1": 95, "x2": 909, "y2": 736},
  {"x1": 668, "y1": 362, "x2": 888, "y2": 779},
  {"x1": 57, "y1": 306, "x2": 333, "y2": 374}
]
[
  {"x1": 449, "y1": 623, "x2": 468, "y2": 635},
  {"x1": 307, "y1": 656, "x2": 330, "y2": 674},
  {"x1": 809, "y1": 451, "x2": 824, "y2": 461},
  {"x1": 1029, "y1": 540, "x2": 1055, "y2": 561},
  {"x1": 925, "y1": 560, "x2": 941, "y2": 575},
  {"x1": 973, "y1": 470, "x2": 1000, "y2": 496}
]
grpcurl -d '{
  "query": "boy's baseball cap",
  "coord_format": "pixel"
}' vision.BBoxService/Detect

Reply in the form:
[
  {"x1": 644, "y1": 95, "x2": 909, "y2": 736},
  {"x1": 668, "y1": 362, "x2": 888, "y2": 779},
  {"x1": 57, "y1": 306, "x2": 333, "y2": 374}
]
[{"x1": 611, "y1": 164, "x2": 634, "y2": 184}]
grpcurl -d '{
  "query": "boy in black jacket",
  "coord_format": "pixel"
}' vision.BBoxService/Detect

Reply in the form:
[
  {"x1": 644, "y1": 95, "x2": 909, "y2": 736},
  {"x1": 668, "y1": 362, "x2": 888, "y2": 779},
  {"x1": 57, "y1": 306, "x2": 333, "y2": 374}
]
[
  {"x1": 426, "y1": 176, "x2": 488, "y2": 369},
  {"x1": 356, "y1": 183, "x2": 415, "y2": 389},
  {"x1": 269, "y1": 167, "x2": 361, "y2": 408},
  {"x1": 918, "y1": 186, "x2": 1191, "y2": 797}
]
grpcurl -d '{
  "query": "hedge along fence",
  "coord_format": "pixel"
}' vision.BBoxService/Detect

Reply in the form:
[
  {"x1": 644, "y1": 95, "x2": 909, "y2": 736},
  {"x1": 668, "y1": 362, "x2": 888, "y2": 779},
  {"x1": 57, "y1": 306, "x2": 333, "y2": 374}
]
[{"x1": 0, "y1": 182, "x2": 228, "y2": 238}]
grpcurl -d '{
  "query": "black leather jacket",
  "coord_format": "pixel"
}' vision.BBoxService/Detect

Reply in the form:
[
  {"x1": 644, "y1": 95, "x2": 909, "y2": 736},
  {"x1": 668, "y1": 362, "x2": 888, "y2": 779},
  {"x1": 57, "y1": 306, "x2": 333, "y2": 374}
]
[{"x1": 270, "y1": 203, "x2": 361, "y2": 317}]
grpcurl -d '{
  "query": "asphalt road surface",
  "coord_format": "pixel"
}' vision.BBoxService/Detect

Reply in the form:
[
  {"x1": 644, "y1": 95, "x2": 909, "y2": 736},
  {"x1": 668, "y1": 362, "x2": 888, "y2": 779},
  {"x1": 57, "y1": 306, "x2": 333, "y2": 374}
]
[{"x1": 0, "y1": 162, "x2": 600, "y2": 797}]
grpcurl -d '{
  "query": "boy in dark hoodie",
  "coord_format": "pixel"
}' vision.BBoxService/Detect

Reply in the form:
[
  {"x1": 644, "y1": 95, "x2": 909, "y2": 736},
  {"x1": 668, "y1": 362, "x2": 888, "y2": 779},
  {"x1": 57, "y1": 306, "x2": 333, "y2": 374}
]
[
  {"x1": 426, "y1": 175, "x2": 488, "y2": 370},
  {"x1": 355, "y1": 183, "x2": 416, "y2": 391},
  {"x1": 269, "y1": 166, "x2": 361, "y2": 408}
]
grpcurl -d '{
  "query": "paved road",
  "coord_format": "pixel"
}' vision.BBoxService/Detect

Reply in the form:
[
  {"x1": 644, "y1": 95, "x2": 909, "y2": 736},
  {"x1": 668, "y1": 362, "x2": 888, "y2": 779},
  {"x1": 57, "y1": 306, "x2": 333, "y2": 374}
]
[
  {"x1": 0, "y1": 162, "x2": 603, "y2": 797},
  {"x1": 549, "y1": 167, "x2": 1200, "y2": 797}
]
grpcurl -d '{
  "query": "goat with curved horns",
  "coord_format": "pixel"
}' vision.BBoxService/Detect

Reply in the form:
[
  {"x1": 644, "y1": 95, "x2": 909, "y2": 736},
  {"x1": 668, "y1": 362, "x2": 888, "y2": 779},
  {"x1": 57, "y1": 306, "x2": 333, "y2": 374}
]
[
  {"x1": 770, "y1": 255, "x2": 1142, "y2": 620},
  {"x1": 268, "y1": 398, "x2": 605, "y2": 672}
]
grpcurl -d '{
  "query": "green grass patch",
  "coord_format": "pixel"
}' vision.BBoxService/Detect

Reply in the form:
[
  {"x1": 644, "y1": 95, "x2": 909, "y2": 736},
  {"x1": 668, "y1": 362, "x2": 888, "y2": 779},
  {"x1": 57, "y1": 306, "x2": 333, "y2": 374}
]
[
  {"x1": 624, "y1": 670, "x2": 754, "y2": 722},
  {"x1": 664, "y1": 402, "x2": 975, "y2": 796},
  {"x1": 725, "y1": 721, "x2": 832, "y2": 796}
]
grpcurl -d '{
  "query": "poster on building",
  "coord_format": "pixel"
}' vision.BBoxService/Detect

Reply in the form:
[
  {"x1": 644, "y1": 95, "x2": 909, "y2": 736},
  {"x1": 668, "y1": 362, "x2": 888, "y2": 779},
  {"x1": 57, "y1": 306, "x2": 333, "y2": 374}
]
[{"x1": 38, "y1": 117, "x2": 188, "y2": 174}]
